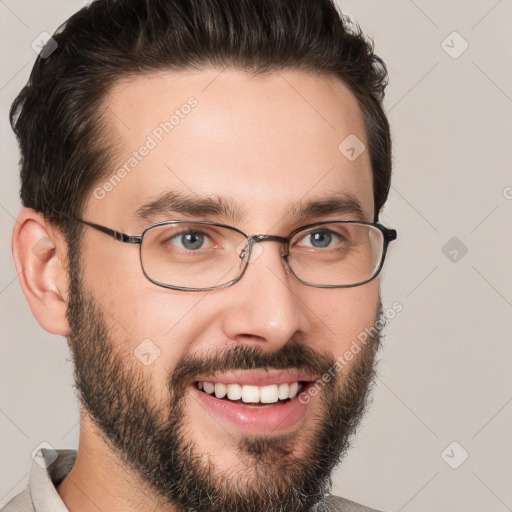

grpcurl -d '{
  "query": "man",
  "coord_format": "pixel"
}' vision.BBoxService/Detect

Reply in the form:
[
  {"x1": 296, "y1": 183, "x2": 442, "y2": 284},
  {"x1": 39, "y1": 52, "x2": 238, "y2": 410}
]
[{"x1": 4, "y1": 0, "x2": 396, "y2": 511}]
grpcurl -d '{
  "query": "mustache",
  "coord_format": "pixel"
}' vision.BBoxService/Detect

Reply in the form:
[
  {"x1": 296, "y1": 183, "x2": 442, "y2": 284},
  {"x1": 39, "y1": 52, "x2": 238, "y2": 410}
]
[{"x1": 170, "y1": 341, "x2": 337, "y2": 392}]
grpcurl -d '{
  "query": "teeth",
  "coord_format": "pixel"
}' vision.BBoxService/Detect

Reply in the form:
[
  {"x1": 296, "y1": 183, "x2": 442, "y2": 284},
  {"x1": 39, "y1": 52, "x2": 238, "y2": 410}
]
[
  {"x1": 241, "y1": 385, "x2": 260, "y2": 403},
  {"x1": 197, "y1": 381, "x2": 303, "y2": 404},
  {"x1": 278, "y1": 383, "x2": 290, "y2": 400},
  {"x1": 203, "y1": 382, "x2": 215, "y2": 394},
  {"x1": 226, "y1": 383, "x2": 242, "y2": 400},
  {"x1": 214, "y1": 383, "x2": 227, "y2": 399},
  {"x1": 288, "y1": 382, "x2": 299, "y2": 399},
  {"x1": 260, "y1": 384, "x2": 279, "y2": 404}
]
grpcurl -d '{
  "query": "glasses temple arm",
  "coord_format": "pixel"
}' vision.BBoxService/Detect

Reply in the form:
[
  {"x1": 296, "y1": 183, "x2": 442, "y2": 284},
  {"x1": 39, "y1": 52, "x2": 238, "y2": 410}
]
[{"x1": 75, "y1": 218, "x2": 142, "y2": 244}]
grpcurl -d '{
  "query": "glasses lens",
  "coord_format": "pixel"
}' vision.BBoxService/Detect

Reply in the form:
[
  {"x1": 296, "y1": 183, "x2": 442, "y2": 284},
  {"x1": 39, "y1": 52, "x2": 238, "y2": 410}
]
[
  {"x1": 141, "y1": 222, "x2": 248, "y2": 289},
  {"x1": 141, "y1": 221, "x2": 385, "y2": 290},
  {"x1": 288, "y1": 222, "x2": 384, "y2": 287}
]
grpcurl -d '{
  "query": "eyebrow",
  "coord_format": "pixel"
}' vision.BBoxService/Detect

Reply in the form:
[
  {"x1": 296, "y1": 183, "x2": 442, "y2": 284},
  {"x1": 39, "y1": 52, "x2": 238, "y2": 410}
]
[{"x1": 134, "y1": 190, "x2": 369, "y2": 224}]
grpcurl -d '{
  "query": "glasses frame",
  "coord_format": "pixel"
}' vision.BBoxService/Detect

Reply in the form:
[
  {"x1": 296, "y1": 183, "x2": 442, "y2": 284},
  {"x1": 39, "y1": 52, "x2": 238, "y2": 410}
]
[{"x1": 73, "y1": 218, "x2": 397, "y2": 292}]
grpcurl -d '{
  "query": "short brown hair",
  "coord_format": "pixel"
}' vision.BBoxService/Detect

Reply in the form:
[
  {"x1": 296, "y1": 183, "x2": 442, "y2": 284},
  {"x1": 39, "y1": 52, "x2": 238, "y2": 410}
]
[{"x1": 10, "y1": 0, "x2": 391, "y2": 231}]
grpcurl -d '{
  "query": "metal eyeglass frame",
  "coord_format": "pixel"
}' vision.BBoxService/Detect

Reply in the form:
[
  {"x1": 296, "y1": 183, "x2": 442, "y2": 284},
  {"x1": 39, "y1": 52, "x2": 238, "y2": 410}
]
[{"x1": 71, "y1": 217, "x2": 397, "y2": 292}]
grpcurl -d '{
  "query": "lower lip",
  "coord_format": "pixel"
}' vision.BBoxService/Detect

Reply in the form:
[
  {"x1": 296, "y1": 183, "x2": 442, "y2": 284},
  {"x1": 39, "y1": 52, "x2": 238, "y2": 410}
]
[{"x1": 190, "y1": 385, "x2": 311, "y2": 433}]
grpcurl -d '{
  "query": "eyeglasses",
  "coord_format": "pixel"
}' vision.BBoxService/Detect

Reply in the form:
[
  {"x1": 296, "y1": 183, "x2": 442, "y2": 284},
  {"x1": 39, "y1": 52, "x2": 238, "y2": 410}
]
[{"x1": 72, "y1": 218, "x2": 397, "y2": 291}]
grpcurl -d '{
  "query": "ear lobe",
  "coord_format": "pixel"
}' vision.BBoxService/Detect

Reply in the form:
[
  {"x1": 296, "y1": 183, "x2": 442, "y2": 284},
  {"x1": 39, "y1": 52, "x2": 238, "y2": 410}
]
[{"x1": 12, "y1": 208, "x2": 71, "y2": 336}]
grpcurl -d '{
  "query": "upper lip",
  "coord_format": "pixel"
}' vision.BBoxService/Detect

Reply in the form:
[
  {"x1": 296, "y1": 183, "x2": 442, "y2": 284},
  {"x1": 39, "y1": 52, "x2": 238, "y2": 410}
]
[{"x1": 192, "y1": 369, "x2": 319, "y2": 387}]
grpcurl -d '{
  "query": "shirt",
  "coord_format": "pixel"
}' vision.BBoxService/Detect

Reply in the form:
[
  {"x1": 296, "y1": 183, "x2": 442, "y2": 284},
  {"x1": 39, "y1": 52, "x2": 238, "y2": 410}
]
[{"x1": 1, "y1": 448, "x2": 383, "y2": 512}]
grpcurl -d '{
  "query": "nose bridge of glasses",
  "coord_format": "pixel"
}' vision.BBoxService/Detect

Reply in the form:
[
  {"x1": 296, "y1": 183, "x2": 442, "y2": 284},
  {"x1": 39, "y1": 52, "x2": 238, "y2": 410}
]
[
  {"x1": 251, "y1": 234, "x2": 288, "y2": 245},
  {"x1": 251, "y1": 234, "x2": 289, "y2": 254},
  {"x1": 238, "y1": 234, "x2": 290, "y2": 265}
]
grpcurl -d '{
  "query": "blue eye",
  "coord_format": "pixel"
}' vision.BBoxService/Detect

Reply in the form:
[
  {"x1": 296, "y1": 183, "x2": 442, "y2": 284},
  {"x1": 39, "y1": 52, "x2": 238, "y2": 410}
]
[
  {"x1": 169, "y1": 231, "x2": 210, "y2": 251},
  {"x1": 300, "y1": 230, "x2": 342, "y2": 248}
]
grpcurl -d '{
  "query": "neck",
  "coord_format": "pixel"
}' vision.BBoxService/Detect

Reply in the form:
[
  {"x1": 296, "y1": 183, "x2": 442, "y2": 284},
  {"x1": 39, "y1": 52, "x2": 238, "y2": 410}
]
[{"x1": 57, "y1": 413, "x2": 175, "y2": 512}]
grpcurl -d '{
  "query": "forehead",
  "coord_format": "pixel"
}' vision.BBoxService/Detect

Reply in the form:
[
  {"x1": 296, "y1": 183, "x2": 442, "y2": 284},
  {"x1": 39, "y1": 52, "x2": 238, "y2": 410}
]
[{"x1": 89, "y1": 68, "x2": 374, "y2": 228}]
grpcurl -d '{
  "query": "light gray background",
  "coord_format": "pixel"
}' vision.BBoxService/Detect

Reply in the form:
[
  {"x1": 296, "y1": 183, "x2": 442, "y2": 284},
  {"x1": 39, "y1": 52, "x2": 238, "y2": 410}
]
[{"x1": 1, "y1": 1, "x2": 511, "y2": 511}]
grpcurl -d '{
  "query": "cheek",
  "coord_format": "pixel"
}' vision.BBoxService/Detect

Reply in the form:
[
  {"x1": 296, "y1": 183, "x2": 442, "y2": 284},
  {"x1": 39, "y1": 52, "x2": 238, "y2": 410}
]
[
  {"x1": 109, "y1": 289, "x2": 211, "y2": 379},
  {"x1": 313, "y1": 279, "x2": 380, "y2": 355},
  {"x1": 84, "y1": 234, "x2": 208, "y2": 338},
  {"x1": 83, "y1": 245, "x2": 215, "y2": 383}
]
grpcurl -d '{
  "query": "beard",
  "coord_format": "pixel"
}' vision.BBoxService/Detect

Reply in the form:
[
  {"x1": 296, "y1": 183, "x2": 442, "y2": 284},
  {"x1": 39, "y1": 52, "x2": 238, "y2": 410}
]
[{"x1": 65, "y1": 243, "x2": 383, "y2": 512}]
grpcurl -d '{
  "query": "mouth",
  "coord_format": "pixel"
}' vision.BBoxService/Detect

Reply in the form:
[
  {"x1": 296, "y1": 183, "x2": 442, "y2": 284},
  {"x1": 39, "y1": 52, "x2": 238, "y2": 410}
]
[
  {"x1": 188, "y1": 370, "x2": 318, "y2": 433},
  {"x1": 195, "y1": 380, "x2": 307, "y2": 406}
]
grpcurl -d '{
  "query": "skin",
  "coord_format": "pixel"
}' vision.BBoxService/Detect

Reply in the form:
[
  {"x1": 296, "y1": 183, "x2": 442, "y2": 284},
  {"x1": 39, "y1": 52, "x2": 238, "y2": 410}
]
[{"x1": 12, "y1": 68, "x2": 380, "y2": 511}]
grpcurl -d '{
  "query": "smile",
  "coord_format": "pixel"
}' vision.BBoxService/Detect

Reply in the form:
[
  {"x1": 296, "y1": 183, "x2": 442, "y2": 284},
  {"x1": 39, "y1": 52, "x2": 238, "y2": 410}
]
[
  {"x1": 189, "y1": 370, "x2": 318, "y2": 433},
  {"x1": 196, "y1": 381, "x2": 305, "y2": 404}
]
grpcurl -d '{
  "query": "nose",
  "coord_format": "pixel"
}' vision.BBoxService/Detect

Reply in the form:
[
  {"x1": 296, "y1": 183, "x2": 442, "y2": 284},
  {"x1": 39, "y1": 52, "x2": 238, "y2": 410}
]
[{"x1": 220, "y1": 240, "x2": 305, "y2": 351}]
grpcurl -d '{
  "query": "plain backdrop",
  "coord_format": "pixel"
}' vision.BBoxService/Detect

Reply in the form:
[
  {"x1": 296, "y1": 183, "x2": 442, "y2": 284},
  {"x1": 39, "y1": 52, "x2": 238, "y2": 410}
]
[{"x1": 1, "y1": 1, "x2": 511, "y2": 511}]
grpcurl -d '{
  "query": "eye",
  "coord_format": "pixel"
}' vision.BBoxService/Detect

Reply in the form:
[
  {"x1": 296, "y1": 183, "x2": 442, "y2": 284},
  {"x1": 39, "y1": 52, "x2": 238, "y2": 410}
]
[
  {"x1": 296, "y1": 229, "x2": 345, "y2": 249},
  {"x1": 167, "y1": 230, "x2": 212, "y2": 251}
]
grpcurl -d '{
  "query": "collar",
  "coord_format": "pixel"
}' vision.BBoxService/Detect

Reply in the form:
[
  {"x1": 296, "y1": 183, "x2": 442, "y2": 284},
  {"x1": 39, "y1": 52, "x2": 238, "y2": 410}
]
[{"x1": 29, "y1": 447, "x2": 77, "y2": 512}]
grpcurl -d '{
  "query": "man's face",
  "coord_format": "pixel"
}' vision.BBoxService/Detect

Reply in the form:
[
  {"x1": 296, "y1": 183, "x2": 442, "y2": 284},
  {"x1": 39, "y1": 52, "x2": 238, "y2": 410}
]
[{"x1": 67, "y1": 69, "x2": 382, "y2": 511}]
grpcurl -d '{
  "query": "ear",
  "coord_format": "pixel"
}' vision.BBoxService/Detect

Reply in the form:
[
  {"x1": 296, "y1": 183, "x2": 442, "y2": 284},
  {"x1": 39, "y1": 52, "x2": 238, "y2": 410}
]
[{"x1": 12, "y1": 208, "x2": 70, "y2": 335}]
